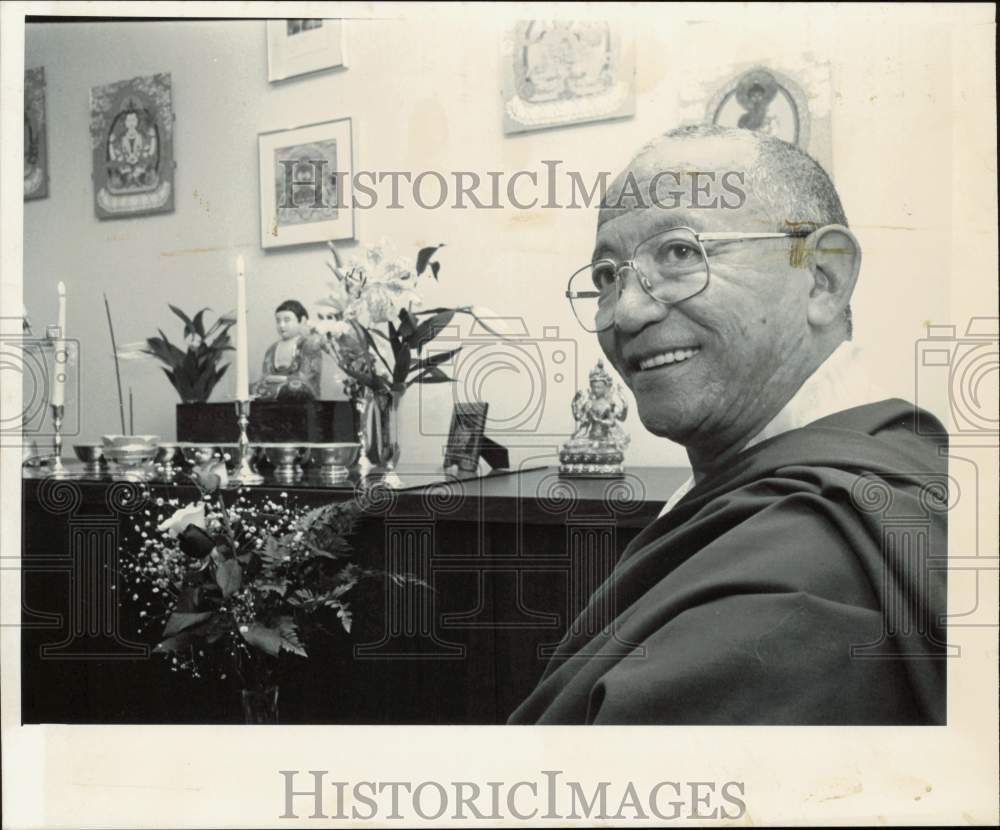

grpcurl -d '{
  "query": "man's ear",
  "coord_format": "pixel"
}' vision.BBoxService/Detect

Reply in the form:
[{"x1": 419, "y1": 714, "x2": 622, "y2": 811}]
[{"x1": 805, "y1": 224, "x2": 861, "y2": 330}]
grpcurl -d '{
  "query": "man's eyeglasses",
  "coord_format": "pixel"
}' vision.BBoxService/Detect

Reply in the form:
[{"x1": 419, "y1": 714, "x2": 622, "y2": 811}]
[{"x1": 565, "y1": 226, "x2": 812, "y2": 333}]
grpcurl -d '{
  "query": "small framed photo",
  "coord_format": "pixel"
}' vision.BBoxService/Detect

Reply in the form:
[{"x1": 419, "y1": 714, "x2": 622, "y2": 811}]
[
  {"x1": 267, "y1": 19, "x2": 347, "y2": 83},
  {"x1": 444, "y1": 402, "x2": 489, "y2": 474},
  {"x1": 258, "y1": 117, "x2": 355, "y2": 249}
]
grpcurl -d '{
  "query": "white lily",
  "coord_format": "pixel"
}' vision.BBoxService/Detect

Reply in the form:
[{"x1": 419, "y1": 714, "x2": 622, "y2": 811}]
[
  {"x1": 361, "y1": 280, "x2": 421, "y2": 325},
  {"x1": 313, "y1": 317, "x2": 353, "y2": 339}
]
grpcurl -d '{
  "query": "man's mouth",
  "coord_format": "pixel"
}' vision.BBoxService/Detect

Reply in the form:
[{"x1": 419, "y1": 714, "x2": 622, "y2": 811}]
[{"x1": 635, "y1": 347, "x2": 700, "y2": 371}]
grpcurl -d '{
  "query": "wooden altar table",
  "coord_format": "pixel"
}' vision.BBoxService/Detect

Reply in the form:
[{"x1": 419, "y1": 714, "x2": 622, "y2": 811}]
[{"x1": 19, "y1": 464, "x2": 689, "y2": 724}]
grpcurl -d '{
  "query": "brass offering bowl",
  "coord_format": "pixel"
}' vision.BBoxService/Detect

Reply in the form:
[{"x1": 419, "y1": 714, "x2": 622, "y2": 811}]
[
  {"x1": 102, "y1": 434, "x2": 160, "y2": 449},
  {"x1": 103, "y1": 443, "x2": 158, "y2": 480},
  {"x1": 73, "y1": 443, "x2": 105, "y2": 474},
  {"x1": 309, "y1": 443, "x2": 360, "y2": 483},
  {"x1": 263, "y1": 444, "x2": 307, "y2": 483}
]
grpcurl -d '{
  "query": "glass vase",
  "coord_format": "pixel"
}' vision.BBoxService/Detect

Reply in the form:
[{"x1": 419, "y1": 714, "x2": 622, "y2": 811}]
[
  {"x1": 359, "y1": 387, "x2": 403, "y2": 472},
  {"x1": 240, "y1": 685, "x2": 280, "y2": 724}
]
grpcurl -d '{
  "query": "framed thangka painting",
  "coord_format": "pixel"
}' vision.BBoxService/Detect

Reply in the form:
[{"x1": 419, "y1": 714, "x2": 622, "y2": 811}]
[
  {"x1": 258, "y1": 117, "x2": 355, "y2": 249},
  {"x1": 709, "y1": 67, "x2": 811, "y2": 150},
  {"x1": 267, "y1": 19, "x2": 346, "y2": 82},
  {"x1": 24, "y1": 67, "x2": 48, "y2": 201},
  {"x1": 501, "y1": 20, "x2": 635, "y2": 135},
  {"x1": 90, "y1": 72, "x2": 175, "y2": 219}
]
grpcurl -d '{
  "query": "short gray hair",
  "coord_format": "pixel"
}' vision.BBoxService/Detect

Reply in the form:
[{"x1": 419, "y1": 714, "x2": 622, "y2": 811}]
[
  {"x1": 627, "y1": 123, "x2": 848, "y2": 230},
  {"x1": 606, "y1": 124, "x2": 853, "y2": 338}
]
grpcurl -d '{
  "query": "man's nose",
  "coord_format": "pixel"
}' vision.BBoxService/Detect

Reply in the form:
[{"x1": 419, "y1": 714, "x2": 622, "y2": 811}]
[{"x1": 613, "y1": 266, "x2": 669, "y2": 333}]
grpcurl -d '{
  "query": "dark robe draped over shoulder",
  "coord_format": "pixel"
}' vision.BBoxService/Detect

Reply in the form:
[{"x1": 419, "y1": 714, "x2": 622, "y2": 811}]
[{"x1": 509, "y1": 399, "x2": 949, "y2": 725}]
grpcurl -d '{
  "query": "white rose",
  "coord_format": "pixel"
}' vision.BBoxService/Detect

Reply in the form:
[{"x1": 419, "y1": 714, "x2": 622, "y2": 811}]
[{"x1": 156, "y1": 502, "x2": 206, "y2": 536}]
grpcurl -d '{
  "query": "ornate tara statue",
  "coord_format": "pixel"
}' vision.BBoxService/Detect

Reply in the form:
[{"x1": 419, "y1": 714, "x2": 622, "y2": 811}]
[
  {"x1": 559, "y1": 359, "x2": 630, "y2": 477},
  {"x1": 252, "y1": 299, "x2": 324, "y2": 401}
]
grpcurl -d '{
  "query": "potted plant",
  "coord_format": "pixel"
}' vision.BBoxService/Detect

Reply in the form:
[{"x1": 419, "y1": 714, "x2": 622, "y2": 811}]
[{"x1": 123, "y1": 306, "x2": 236, "y2": 403}]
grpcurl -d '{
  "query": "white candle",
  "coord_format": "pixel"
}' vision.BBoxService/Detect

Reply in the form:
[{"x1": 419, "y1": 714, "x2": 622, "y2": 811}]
[
  {"x1": 51, "y1": 281, "x2": 66, "y2": 407},
  {"x1": 235, "y1": 256, "x2": 249, "y2": 400}
]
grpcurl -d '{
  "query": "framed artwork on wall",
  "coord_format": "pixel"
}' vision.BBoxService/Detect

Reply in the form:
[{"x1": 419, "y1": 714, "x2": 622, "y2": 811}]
[
  {"x1": 89, "y1": 72, "x2": 175, "y2": 219},
  {"x1": 501, "y1": 20, "x2": 635, "y2": 135},
  {"x1": 267, "y1": 19, "x2": 347, "y2": 82},
  {"x1": 24, "y1": 66, "x2": 48, "y2": 201},
  {"x1": 678, "y1": 58, "x2": 834, "y2": 176},
  {"x1": 707, "y1": 66, "x2": 811, "y2": 153},
  {"x1": 258, "y1": 117, "x2": 355, "y2": 249}
]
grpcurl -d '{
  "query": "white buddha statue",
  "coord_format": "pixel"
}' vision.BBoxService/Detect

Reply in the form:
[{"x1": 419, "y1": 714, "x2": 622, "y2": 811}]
[{"x1": 253, "y1": 300, "x2": 323, "y2": 401}]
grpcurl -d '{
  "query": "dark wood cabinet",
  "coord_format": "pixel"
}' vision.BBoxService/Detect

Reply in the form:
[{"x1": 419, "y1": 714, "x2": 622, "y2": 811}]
[{"x1": 20, "y1": 465, "x2": 687, "y2": 724}]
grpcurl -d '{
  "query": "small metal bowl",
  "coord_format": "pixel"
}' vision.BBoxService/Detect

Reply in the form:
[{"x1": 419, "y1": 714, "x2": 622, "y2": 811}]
[
  {"x1": 310, "y1": 443, "x2": 361, "y2": 482},
  {"x1": 263, "y1": 444, "x2": 305, "y2": 482},
  {"x1": 102, "y1": 434, "x2": 160, "y2": 450},
  {"x1": 103, "y1": 445, "x2": 158, "y2": 480},
  {"x1": 73, "y1": 443, "x2": 105, "y2": 474}
]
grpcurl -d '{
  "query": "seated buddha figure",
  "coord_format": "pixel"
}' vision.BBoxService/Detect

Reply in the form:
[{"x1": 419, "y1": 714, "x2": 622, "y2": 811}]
[{"x1": 252, "y1": 300, "x2": 323, "y2": 401}]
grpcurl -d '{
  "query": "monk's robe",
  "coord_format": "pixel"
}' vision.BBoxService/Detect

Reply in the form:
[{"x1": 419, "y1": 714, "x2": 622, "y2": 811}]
[{"x1": 510, "y1": 399, "x2": 948, "y2": 725}]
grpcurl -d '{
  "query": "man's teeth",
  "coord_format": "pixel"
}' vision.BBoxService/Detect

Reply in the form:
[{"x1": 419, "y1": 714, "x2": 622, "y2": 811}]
[{"x1": 638, "y1": 348, "x2": 700, "y2": 370}]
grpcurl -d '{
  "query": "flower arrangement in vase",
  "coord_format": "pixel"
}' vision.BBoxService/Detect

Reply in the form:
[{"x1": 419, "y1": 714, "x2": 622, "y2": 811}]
[
  {"x1": 313, "y1": 239, "x2": 494, "y2": 476},
  {"x1": 122, "y1": 470, "x2": 423, "y2": 723}
]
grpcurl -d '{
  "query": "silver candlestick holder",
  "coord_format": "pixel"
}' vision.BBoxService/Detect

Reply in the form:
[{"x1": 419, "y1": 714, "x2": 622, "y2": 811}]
[
  {"x1": 232, "y1": 399, "x2": 264, "y2": 486},
  {"x1": 48, "y1": 403, "x2": 71, "y2": 478}
]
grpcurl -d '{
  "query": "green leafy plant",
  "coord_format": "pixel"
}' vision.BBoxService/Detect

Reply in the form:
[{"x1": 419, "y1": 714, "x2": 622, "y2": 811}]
[{"x1": 136, "y1": 306, "x2": 236, "y2": 403}]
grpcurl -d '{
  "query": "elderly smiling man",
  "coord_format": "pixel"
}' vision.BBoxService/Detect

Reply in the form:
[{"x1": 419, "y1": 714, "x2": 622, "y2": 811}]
[{"x1": 510, "y1": 125, "x2": 948, "y2": 725}]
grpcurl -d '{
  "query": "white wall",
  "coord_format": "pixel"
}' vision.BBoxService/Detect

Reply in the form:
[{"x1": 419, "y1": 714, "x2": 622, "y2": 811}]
[{"x1": 23, "y1": 9, "x2": 966, "y2": 469}]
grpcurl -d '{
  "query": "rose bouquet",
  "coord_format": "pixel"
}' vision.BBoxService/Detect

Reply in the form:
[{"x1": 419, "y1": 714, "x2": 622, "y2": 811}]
[{"x1": 122, "y1": 473, "x2": 419, "y2": 721}]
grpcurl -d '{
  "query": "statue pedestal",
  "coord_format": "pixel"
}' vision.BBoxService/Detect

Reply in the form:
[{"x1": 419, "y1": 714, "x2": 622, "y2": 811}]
[
  {"x1": 176, "y1": 400, "x2": 358, "y2": 444},
  {"x1": 558, "y1": 438, "x2": 625, "y2": 478}
]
